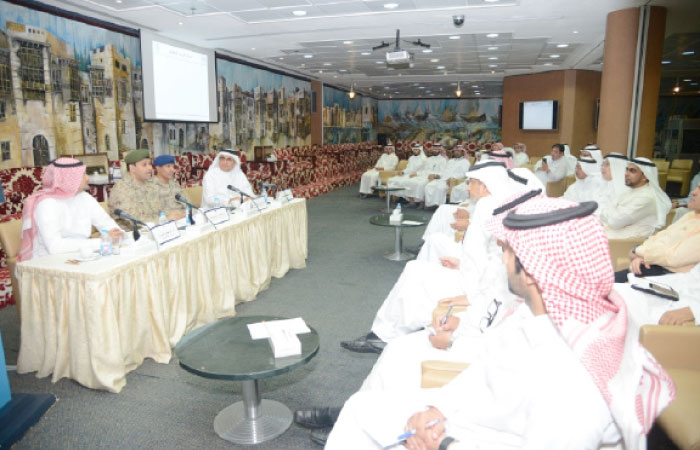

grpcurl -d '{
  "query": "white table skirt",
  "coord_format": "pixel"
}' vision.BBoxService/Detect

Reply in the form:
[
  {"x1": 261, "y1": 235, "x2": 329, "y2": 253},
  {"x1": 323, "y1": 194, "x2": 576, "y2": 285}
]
[{"x1": 17, "y1": 199, "x2": 308, "y2": 392}]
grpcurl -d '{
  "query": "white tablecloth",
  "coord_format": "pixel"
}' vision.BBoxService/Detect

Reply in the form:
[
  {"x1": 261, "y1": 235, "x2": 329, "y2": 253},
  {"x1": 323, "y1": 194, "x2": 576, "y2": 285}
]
[{"x1": 17, "y1": 199, "x2": 308, "y2": 392}]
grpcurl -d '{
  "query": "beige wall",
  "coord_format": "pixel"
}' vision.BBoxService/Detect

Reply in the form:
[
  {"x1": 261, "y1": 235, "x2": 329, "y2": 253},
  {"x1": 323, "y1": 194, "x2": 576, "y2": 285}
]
[{"x1": 502, "y1": 70, "x2": 601, "y2": 159}]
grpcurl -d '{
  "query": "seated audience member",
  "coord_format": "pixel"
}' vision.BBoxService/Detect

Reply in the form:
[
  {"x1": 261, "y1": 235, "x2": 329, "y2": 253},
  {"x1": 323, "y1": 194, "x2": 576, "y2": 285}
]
[
  {"x1": 19, "y1": 158, "x2": 122, "y2": 261},
  {"x1": 563, "y1": 157, "x2": 604, "y2": 203},
  {"x1": 108, "y1": 149, "x2": 161, "y2": 227},
  {"x1": 358, "y1": 145, "x2": 398, "y2": 197},
  {"x1": 599, "y1": 158, "x2": 668, "y2": 239},
  {"x1": 614, "y1": 183, "x2": 699, "y2": 282},
  {"x1": 596, "y1": 153, "x2": 629, "y2": 213},
  {"x1": 450, "y1": 147, "x2": 513, "y2": 203},
  {"x1": 201, "y1": 149, "x2": 254, "y2": 209},
  {"x1": 423, "y1": 146, "x2": 471, "y2": 208},
  {"x1": 320, "y1": 197, "x2": 674, "y2": 450},
  {"x1": 671, "y1": 170, "x2": 700, "y2": 221},
  {"x1": 401, "y1": 146, "x2": 447, "y2": 207},
  {"x1": 534, "y1": 143, "x2": 568, "y2": 186},
  {"x1": 341, "y1": 163, "x2": 513, "y2": 353},
  {"x1": 512, "y1": 142, "x2": 530, "y2": 167},
  {"x1": 620, "y1": 263, "x2": 700, "y2": 328},
  {"x1": 580, "y1": 144, "x2": 604, "y2": 164},
  {"x1": 149, "y1": 155, "x2": 185, "y2": 219},
  {"x1": 386, "y1": 145, "x2": 427, "y2": 200}
]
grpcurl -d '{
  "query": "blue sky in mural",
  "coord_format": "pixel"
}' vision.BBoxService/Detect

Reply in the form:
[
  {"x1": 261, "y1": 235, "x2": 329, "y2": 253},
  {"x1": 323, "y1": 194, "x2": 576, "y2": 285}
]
[
  {"x1": 216, "y1": 59, "x2": 309, "y2": 93},
  {"x1": 379, "y1": 98, "x2": 500, "y2": 119},
  {"x1": 0, "y1": 2, "x2": 141, "y2": 70},
  {"x1": 323, "y1": 86, "x2": 362, "y2": 111}
]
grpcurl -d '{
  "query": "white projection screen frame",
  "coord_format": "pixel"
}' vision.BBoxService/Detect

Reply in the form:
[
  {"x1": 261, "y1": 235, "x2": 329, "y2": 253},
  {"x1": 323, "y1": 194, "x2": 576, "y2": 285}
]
[{"x1": 140, "y1": 30, "x2": 218, "y2": 122}]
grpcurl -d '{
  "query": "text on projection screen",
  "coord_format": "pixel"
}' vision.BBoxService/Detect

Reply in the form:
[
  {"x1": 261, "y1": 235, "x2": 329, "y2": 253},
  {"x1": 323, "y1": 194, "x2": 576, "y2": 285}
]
[
  {"x1": 523, "y1": 101, "x2": 554, "y2": 130},
  {"x1": 152, "y1": 40, "x2": 210, "y2": 121}
]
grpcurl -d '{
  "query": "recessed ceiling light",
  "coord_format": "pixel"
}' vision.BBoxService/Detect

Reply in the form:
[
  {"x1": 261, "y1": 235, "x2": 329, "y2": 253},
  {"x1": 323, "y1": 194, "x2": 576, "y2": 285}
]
[
  {"x1": 384, "y1": 2, "x2": 399, "y2": 9},
  {"x1": 544, "y1": 62, "x2": 553, "y2": 66},
  {"x1": 488, "y1": 64, "x2": 497, "y2": 67},
  {"x1": 304, "y1": 54, "x2": 313, "y2": 58},
  {"x1": 339, "y1": 69, "x2": 347, "y2": 72},
  {"x1": 343, "y1": 40, "x2": 354, "y2": 45},
  {"x1": 418, "y1": 86, "x2": 425, "y2": 89},
  {"x1": 430, "y1": 58, "x2": 439, "y2": 63},
  {"x1": 488, "y1": 46, "x2": 498, "y2": 51},
  {"x1": 556, "y1": 44, "x2": 569, "y2": 48},
  {"x1": 550, "y1": 54, "x2": 560, "y2": 58},
  {"x1": 661, "y1": 60, "x2": 671, "y2": 64},
  {"x1": 422, "y1": 49, "x2": 433, "y2": 53},
  {"x1": 318, "y1": 70, "x2": 323, "y2": 74},
  {"x1": 376, "y1": 61, "x2": 384, "y2": 64},
  {"x1": 292, "y1": 10, "x2": 306, "y2": 16},
  {"x1": 683, "y1": 78, "x2": 692, "y2": 82},
  {"x1": 361, "y1": 51, "x2": 371, "y2": 56},
  {"x1": 682, "y1": 50, "x2": 695, "y2": 55},
  {"x1": 449, "y1": 35, "x2": 461, "y2": 40},
  {"x1": 384, "y1": 86, "x2": 390, "y2": 89},
  {"x1": 323, "y1": 62, "x2": 332, "y2": 66},
  {"x1": 486, "y1": 33, "x2": 499, "y2": 38},
  {"x1": 430, "y1": 93, "x2": 435, "y2": 96},
  {"x1": 572, "y1": 30, "x2": 579, "y2": 34},
  {"x1": 300, "y1": 63, "x2": 305, "y2": 67},
  {"x1": 177, "y1": 21, "x2": 183, "y2": 26},
  {"x1": 472, "y1": 85, "x2": 479, "y2": 88},
  {"x1": 251, "y1": 47, "x2": 256, "y2": 50},
  {"x1": 485, "y1": 0, "x2": 499, "y2": 2},
  {"x1": 691, "y1": 82, "x2": 699, "y2": 86},
  {"x1": 387, "y1": 67, "x2": 394, "y2": 70},
  {"x1": 116, "y1": 0, "x2": 122, "y2": 3},
  {"x1": 436, "y1": 65, "x2": 445, "y2": 69},
  {"x1": 488, "y1": 56, "x2": 498, "y2": 60},
  {"x1": 333, "y1": 75, "x2": 337, "y2": 78}
]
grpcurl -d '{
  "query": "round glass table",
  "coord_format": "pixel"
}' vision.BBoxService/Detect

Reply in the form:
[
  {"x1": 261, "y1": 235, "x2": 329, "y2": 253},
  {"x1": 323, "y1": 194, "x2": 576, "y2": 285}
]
[
  {"x1": 175, "y1": 315, "x2": 320, "y2": 445},
  {"x1": 369, "y1": 213, "x2": 427, "y2": 261},
  {"x1": 371, "y1": 186, "x2": 405, "y2": 213}
]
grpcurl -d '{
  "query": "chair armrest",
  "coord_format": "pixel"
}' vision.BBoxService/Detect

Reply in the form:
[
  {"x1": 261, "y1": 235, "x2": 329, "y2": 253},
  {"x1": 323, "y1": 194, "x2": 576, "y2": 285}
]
[
  {"x1": 379, "y1": 170, "x2": 400, "y2": 184},
  {"x1": 608, "y1": 237, "x2": 646, "y2": 271},
  {"x1": 639, "y1": 325, "x2": 700, "y2": 370},
  {"x1": 421, "y1": 360, "x2": 470, "y2": 388}
]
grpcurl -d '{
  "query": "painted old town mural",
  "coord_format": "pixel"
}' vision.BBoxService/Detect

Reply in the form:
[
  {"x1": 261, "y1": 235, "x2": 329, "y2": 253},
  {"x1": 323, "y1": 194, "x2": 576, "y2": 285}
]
[
  {"x1": 0, "y1": 1, "x2": 312, "y2": 169},
  {"x1": 322, "y1": 85, "x2": 363, "y2": 144},
  {"x1": 378, "y1": 98, "x2": 502, "y2": 146}
]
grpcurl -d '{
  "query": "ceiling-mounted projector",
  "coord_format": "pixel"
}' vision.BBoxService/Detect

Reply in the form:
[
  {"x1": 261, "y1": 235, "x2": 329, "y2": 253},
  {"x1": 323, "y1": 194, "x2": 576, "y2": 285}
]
[{"x1": 386, "y1": 50, "x2": 413, "y2": 65}]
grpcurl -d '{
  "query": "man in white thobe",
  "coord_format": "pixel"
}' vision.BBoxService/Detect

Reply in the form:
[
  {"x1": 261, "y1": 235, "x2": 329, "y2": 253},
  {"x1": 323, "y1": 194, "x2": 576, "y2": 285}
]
[
  {"x1": 340, "y1": 163, "x2": 513, "y2": 354},
  {"x1": 563, "y1": 157, "x2": 605, "y2": 203},
  {"x1": 599, "y1": 158, "x2": 660, "y2": 239},
  {"x1": 19, "y1": 157, "x2": 123, "y2": 262},
  {"x1": 401, "y1": 146, "x2": 448, "y2": 207},
  {"x1": 319, "y1": 197, "x2": 674, "y2": 450},
  {"x1": 534, "y1": 143, "x2": 568, "y2": 186},
  {"x1": 423, "y1": 146, "x2": 471, "y2": 208},
  {"x1": 386, "y1": 145, "x2": 427, "y2": 201},
  {"x1": 358, "y1": 145, "x2": 399, "y2": 197},
  {"x1": 513, "y1": 142, "x2": 530, "y2": 167}
]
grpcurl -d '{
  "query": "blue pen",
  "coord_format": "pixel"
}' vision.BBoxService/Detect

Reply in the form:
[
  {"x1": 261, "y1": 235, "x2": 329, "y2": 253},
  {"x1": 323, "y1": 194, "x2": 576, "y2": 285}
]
[
  {"x1": 395, "y1": 418, "x2": 443, "y2": 442},
  {"x1": 441, "y1": 305, "x2": 455, "y2": 325}
]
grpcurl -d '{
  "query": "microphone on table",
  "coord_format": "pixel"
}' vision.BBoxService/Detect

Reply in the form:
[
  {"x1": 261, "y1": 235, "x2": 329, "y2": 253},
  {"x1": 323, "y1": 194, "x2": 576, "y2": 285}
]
[
  {"x1": 114, "y1": 208, "x2": 147, "y2": 241},
  {"x1": 228, "y1": 185, "x2": 261, "y2": 214},
  {"x1": 175, "y1": 193, "x2": 199, "y2": 225}
]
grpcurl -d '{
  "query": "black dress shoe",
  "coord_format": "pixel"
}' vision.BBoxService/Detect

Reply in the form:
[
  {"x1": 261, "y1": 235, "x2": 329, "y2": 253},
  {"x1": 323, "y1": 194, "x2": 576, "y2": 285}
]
[
  {"x1": 310, "y1": 427, "x2": 331, "y2": 446},
  {"x1": 294, "y1": 407, "x2": 341, "y2": 429},
  {"x1": 340, "y1": 332, "x2": 386, "y2": 354}
]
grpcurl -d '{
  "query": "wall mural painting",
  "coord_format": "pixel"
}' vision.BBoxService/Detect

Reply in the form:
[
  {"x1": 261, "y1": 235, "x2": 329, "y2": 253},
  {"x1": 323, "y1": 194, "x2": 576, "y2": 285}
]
[
  {"x1": 361, "y1": 96, "x2": 378, "y2": 143},
  {"x1": 378, "y1": 98, "x2": 502, "y2": 146},
  {"x1": 322, "y1": 85, "x2": 362, "y2": 144},
  {"x1": 212, "y1": 58, "x2": 312, "y2": 157},
  {"x1": 0, "y1": 2, "x2": 313, "y2": 168}
]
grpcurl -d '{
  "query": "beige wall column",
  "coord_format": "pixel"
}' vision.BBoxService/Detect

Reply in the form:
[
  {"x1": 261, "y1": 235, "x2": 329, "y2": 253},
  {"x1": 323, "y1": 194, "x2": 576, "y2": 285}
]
[{"x1": 597, "y1": 6, "x2": 666, "y2": 158}]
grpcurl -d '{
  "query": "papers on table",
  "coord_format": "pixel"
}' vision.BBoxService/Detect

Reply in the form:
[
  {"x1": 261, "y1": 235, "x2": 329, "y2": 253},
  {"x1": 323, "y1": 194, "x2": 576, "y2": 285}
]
[{"x1": 247, "y1": 318, "x2": 311, "y2": 358}]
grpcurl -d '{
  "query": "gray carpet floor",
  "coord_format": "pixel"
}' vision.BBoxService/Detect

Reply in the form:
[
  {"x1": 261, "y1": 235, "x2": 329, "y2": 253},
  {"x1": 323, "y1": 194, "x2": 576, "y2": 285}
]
[{"x1": 0, "y1": 184, "x2": 434, "y2": 449}]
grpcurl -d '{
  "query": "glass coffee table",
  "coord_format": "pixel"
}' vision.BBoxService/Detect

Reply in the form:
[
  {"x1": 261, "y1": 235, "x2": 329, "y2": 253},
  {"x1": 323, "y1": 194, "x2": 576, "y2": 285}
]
[
  {"x1": 175, "y1": 315, "x2": 319, "y2": 445},
  {"x1": 369, "y1": 213, "x2": 427, "y2": 261},
  {"x1": 371, "y1": 186, "x2": 405, "y2": 213}
]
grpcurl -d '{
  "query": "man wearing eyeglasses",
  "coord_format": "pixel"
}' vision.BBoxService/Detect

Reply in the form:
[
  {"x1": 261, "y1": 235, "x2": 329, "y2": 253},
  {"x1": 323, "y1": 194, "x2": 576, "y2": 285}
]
[{"x1": 317, "y1": 197, "x2": 674, "y2": 450}]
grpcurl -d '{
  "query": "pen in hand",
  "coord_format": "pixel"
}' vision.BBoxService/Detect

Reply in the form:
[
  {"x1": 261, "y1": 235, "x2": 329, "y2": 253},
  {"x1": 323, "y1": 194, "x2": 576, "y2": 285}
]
[{"x1": 441, "y1": 305, "x2": 455, "y2": 326}]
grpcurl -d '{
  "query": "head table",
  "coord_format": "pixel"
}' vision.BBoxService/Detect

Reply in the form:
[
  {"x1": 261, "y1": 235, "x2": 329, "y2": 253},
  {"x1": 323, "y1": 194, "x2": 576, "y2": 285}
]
[{"x1": 16, "y1": 199, "x2": 308, "y2": 393}]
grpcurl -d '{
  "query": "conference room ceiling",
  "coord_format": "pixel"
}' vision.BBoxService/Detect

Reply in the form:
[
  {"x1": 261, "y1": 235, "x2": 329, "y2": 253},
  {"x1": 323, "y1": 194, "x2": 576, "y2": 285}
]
[{"x1": 43, "y1": 0, "x2": 700, "y2": 98}]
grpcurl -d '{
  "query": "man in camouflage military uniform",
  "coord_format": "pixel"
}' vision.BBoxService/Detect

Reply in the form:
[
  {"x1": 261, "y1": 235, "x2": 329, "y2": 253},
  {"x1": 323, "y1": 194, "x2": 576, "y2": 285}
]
[
  {"x1": 108, "y1": 149, "x2": 160, "y2": 228},
  {"x1": 149, "y1": 155, "x2": 185, "y2": 219}
]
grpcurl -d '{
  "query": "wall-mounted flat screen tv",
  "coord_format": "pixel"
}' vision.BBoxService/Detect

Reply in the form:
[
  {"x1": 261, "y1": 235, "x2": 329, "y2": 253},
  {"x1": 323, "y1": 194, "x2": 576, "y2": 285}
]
[
  {"x1": 140, "y1": 30, "x2": 218, "y2": 122},
  {"x1": 519, "y1": 100, "x2": 559, "y2": 130}
]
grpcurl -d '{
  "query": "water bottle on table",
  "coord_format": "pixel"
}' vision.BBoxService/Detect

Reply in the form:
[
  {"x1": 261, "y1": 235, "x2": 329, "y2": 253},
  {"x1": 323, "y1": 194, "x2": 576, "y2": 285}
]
[{"x1": 99, "y1": 229, "x2": 112, "y2": 256}]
